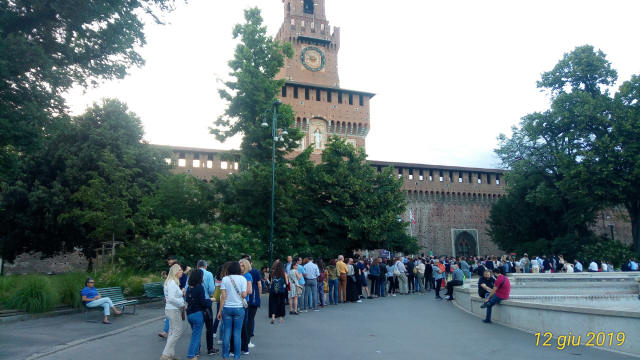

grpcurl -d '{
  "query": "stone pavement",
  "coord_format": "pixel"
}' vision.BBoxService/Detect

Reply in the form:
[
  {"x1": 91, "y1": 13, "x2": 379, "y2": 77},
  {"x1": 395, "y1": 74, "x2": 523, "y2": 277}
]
[
  {"x1": 2, "y1": 293, "x2": 634, "y2": 360},
  {"x1": 0, "y1": 302, "x2": 164, "y2": 359}
]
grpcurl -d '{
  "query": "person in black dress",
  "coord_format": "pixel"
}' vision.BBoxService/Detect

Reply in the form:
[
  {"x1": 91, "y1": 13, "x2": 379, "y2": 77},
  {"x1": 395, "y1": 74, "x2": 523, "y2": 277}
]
[{"x1": 268, "y1": 261, "x2": 288, "y2": 323}]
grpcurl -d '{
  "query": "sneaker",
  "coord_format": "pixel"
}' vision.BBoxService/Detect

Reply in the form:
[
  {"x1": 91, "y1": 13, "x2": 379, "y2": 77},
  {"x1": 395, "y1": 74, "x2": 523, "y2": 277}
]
[
  {"x1": 435, "y1": 296, "x2": 443, "y2": 300},
  {"x1": 313, "y1": 309, "x2": 320, "y2": 312},
  {"x1": 248, "y1": 342, "x2": 255, "y2": 348},
  {"x1": 480, "y1": 303, "x2": 488, "y2": 309},
  {"x1": 356, "y1": 300, "x2": 363, "y2": 303},
  {"x1": 207, "y1": 349, "x2": 220, "y2": 356},
  {"x1": 445, "y1": 295, "x2": 451, "y2": 300},
  {"x1": 392, "y1": 294, "x2": 396, "y2": 297},
  {"x1": 242, "y1": 351, "x2": 250, "y2": 355}
]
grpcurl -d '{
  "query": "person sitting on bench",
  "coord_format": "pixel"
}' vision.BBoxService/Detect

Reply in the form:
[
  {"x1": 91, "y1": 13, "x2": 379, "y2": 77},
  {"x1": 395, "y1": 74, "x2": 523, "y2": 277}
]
[{"x1": 81, "y1": 277, "x2": 121, "y2": 324}]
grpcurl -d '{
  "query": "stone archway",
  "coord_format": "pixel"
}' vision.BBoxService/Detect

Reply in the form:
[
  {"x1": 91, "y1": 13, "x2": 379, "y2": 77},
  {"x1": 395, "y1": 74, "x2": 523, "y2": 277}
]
[{"x1": 454, "y1": 230, "x2": 478, "y2": 257}]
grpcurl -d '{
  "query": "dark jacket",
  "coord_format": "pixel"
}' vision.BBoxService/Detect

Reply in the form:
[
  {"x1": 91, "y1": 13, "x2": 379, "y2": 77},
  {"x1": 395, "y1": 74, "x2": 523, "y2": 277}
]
[{"x1": 186, "y1": 284, "x2": 212, "y2": 315}]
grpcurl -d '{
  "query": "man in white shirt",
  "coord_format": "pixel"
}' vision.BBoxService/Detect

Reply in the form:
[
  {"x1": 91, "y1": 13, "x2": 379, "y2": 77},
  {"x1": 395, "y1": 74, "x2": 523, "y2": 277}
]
[
  {"x1": 588, "y1": 260, "x2": 598, "y2": 272},
  {"x1": 303, "y1": 257, "x2": 320, "y2": 311}
]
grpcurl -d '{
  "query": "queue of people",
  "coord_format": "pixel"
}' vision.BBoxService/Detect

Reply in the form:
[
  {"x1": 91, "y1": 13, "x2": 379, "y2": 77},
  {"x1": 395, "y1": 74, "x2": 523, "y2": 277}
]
[{"x1": 150, "y1": 251, "x2": 637, "y2": 360}]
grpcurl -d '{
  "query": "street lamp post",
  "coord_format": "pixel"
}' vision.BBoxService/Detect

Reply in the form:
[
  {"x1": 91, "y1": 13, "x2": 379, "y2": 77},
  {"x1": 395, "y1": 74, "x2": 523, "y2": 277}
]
[{"x1": 261, "y1": 99, "x2": 286, "y2": 267}]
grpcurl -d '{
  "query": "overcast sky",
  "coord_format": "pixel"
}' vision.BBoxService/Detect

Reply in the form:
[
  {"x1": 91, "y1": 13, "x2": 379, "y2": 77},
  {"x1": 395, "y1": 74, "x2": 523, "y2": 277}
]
[{"x1": 66, "y1": 0, "x2": 640, "y2": 169}]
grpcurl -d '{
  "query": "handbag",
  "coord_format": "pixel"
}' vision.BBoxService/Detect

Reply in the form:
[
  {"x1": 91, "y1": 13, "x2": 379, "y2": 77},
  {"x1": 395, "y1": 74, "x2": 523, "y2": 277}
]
[
  {"x1": 230, "y1": 277, "x2": 249, "y2": 309},
  {"x1": 393, "y1": 265, "x2": 400, "y2": 276}
]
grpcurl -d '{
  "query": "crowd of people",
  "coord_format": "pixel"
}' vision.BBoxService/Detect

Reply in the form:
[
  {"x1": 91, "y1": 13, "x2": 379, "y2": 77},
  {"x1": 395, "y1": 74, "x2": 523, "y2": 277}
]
[{"x1": 79, "y1": 252, "x2": 638, "y2": 360}]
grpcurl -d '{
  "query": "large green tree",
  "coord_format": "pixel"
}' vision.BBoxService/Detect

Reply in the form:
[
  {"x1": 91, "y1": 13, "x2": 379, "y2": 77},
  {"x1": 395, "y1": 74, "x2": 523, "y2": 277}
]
[
  {"x1": 211, "y1": 7, "x2": 300, "y2": 165},
  {"x1": 492, "y1": 44, "x2": 640, "y2": 256},
  {"x1": 0, "y1": 0, "x2": 175, "y2": 182},
  {"x1": 0, "y1": 99, "x2": 169, "y2": 261}
]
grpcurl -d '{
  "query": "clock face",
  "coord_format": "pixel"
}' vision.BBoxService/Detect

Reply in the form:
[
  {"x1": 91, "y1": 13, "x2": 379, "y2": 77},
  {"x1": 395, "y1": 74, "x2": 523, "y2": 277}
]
[{"x1": 301, "y1": 46, "x2": 325, "y2": 72}]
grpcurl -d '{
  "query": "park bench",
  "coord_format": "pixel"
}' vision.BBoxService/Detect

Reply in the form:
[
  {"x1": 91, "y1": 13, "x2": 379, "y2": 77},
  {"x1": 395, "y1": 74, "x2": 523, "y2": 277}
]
[
  {"x1": 144, "y1": 281, "x2": 164, "y2": 301},
  {"x1": 83, "y1": 287, "x2": 139, "y2": 321}
]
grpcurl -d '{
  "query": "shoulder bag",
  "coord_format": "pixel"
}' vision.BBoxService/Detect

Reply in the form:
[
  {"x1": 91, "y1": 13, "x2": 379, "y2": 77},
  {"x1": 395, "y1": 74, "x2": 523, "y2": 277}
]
[{"x1": 230, "y1": 277, "x2": 249, "y2": 309}]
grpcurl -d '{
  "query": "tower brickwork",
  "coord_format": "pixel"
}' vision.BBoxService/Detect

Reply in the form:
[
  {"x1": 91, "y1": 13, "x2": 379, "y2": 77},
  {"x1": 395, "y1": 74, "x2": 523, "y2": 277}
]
[{"x1": 275, "y1": 0, "x2": 372, "y2": 158}]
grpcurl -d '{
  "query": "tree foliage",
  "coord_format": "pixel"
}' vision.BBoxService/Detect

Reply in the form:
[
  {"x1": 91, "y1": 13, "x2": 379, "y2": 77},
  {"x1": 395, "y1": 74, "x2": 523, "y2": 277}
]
[
  {"x1": 492, "y1": 44, "x2": 640, "y2": 259},
  {"x1": 0, "y1": 99, "x2": 169, "y2": 261},
  {"x1": 211, "y1": 7, "x2": 300, "y2": 165},
  {"x1": 119, "y1": 221, "x2": 262, "y2": 272},
  {"x1": 0, "y1": 0, "x2": 175, "y2": 182}
]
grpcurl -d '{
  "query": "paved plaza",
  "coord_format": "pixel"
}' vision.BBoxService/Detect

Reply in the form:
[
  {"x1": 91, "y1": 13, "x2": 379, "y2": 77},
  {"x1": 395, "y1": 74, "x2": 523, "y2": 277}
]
[{"x1": 1, "y1": 293, "x2": 632, "y2": 360}]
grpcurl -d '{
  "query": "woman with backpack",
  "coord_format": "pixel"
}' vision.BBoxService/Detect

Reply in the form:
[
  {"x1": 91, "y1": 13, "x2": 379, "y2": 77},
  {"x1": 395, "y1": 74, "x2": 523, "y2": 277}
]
[{"x1": 268, "y1": 261, "x2": 288, "y2": 324}]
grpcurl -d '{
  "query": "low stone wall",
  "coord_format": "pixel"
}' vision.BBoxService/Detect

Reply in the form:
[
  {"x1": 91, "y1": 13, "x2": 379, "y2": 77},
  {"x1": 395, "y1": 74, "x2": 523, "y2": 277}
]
[
  {"x1": 453, "y1": 273, "x2": 640, "y2": 358},
  {"x1": 3, "y1": 251, "x2": 89, "y2": 275}
]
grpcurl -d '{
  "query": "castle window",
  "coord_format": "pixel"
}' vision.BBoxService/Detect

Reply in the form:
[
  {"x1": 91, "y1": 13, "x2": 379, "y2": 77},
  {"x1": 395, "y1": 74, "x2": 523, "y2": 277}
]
[
  {"x1": 303, "y1": 0, "x2": 314, "y2": 14},
  {"x1": 477, "y1": 173, "x2": 482, "y2": 184},
  {"x1": 287, "y1": 2, "x2": 291, "y2": 14},
  {"x1": 458, "y1": 175, "x2": 463, "y2": 183},
  {"x1": 409, "y1": 169, "x2": 413, "y2": 180},
  {"x1": 320, "y1": 23, "x2": 325, "y2": 31},
  {"x1": 164, "y1": 158, "x2": 172, "y2": 165},
  {"x1": 449, "y1": 171, "x2": 453, "y2": 182},
  {"x1": 349, "y1": 94, "x2": 353, "y2": 105},
  {"x1": 293, "y1": 86, "x2": 298, "y2": 98},
  {"x1": 305, "y1": 87, "x2": 309, "y2": 100},
  {"x1": 221, "y1": 161, "x2": 228, "y2": 170},
  {"x1": 193, "y1": 159, "x2": 200, "y2": 168},
  {"x1": 496, "y1": 174, "x2": 501, "y2": 185},
  {"x1": 468, "y1": 172, "x2": 472, "y2": 183},
  {"x1": 291, "y1": 18, "x2": 295, "y2": 26},
  {"x1": 429, "y1": 169, "x2": 433, "y2": 181},
  {"x1": 487, "y1": 173, "x2": 491, "y2": 184},
  {"x1": 178, "y1": 159, "x2": 186, "y2": 167},
  {"x1": 316, "y1": 88, "x2": 321, "y2": 101},
  {"x1": 359, "y1": 95, "x2": 364, "y2": 106},
  {"x1": 338, "y1": 92, "x2": 343, "y2": 104},
  {"x1": 419, "y1": 169, "x2": 424, "y2": 181},
  {"x1": 206, "y1": 160, "x2": 213, "y2": 169},
  {"x1": 327, "y1": 91, "x2": 332, "y2": 103},
  {"x1": 439, "y1": 170, "x2": 444, "y2": 182},
  {"x1": 282, "y1": 86, "x2": 287, "y2": 97}
]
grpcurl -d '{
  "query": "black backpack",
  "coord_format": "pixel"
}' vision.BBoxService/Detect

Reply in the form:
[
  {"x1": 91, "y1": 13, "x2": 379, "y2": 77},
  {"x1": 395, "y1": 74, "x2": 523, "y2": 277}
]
[{"x1": 270, "y1": 277, "x2": 286, "y2": 294}]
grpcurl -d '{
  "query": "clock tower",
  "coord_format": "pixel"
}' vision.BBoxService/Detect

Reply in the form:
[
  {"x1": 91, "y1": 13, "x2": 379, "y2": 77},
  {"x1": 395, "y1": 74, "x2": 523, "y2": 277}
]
[{"x1": 276, "y1": 0, "x2": 373, "y2": 156}]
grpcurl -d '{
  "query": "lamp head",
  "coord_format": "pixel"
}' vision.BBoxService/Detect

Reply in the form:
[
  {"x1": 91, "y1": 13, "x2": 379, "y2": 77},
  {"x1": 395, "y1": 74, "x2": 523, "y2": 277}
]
[
  {"x1": 261, "y1": 121, "x2": 269, "y2": 128},
  {"x1": 281, "y1": 129, "x2": 288, "y2": 136},
  {"x1": 273, "y1": 99, "x2": 282, "y2": 107}
]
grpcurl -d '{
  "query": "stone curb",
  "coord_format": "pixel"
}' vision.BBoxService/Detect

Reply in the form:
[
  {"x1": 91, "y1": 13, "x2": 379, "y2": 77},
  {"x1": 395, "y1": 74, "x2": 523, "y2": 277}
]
[
  {"x1": 451, "y1": 299, "x2": 640, "y2": 359},
  {"x1": 25, "y1": 315, "x2": 165, "y2": 360}
]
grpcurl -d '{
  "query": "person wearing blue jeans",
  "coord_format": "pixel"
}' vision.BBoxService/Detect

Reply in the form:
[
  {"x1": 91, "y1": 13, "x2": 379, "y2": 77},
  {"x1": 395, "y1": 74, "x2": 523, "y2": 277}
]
[
  {"x1": 328, "y1": 278, "x2": 338, "y2": 304},
  {"x1": 185, "y1": 269, "x2": 212, "y2": 359},
  {"x1": 218, "y1": 262, "x2": 248, "y2": 360},
  {"x1": 221, "y1": 307, "x2": 244, "y2": 359},
  {"x1": 304, "y1": 278, "x2": 318, "y2": 311},
  {"x1": 303, "y1": 257, "x2": 320, "y2": 311},
  {"x1": 187, "y1": 311, "x2": 205, "y2": 358},
  {"x1": 81, "y1": 278, "x2": 121, "y2": 324},
  {"x1": 480, "y1": 294, "x2": 501, "y2": 322}
]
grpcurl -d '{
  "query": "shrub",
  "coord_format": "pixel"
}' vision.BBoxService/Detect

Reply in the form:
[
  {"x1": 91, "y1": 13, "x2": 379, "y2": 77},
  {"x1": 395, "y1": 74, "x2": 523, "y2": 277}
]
[
  {"x1": 0, "y1": 276, "x2": 19, "y2": 306},
  {"x1": 578, "y1": 239, "x2": 640, "y2": 268},
  {"x1": 56, "y1": 273, "x2": 86, "y2": 308},
  {"x1": 119, "y1": 220, "x2": 262, "y2": 272},
  {"x1": 7, "y1": 276, "x2": 58, "y2": 313}
]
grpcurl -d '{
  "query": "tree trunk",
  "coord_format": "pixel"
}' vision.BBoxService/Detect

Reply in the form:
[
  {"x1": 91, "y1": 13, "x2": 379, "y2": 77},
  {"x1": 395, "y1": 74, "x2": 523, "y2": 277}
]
[{"x1": 626, "y1": 201, "x2": 640, "y2": 253}]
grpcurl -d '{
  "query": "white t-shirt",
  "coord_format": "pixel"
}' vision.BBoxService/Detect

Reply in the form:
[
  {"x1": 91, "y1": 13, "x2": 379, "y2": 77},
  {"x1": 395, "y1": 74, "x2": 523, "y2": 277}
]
[
  {"x1": 588, "y1": 261, "x2": 598, "y2": 271},
  {"x1": 221, "y1": 275, "x2": 248, "y2": 308}
]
